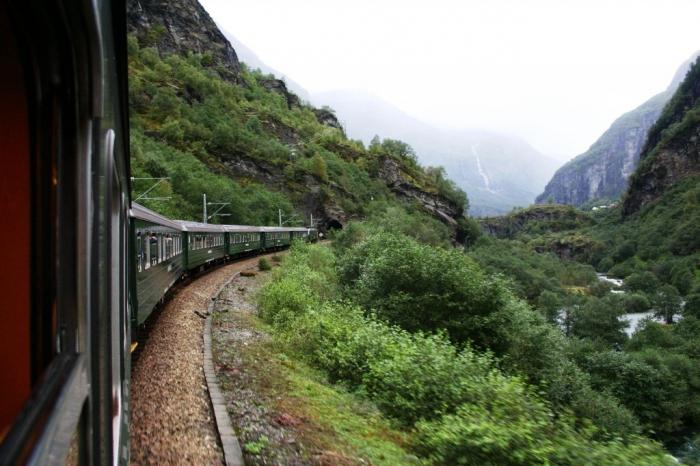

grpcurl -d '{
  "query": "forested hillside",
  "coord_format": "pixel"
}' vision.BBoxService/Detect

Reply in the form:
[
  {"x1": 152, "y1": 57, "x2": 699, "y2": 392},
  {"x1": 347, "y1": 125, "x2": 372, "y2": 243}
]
[
  {"x1": 126, "y1": 0, "x2": 467, "y2": 239},
  {"x1": 475, "y1": 58, "x2": 700, "y2": 462}
]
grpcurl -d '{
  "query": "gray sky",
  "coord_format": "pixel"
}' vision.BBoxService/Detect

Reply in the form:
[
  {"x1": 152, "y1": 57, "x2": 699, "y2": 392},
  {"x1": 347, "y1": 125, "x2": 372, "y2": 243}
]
[{"x1": 200, "y1": 0, "x2": 700, "y2": 159}]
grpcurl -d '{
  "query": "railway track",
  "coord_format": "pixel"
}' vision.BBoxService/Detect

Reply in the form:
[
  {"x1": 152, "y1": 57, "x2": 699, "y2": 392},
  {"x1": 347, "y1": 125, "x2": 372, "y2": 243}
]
[{"x1": 129, "y1": 253, "x2": 280, "y2": 465}]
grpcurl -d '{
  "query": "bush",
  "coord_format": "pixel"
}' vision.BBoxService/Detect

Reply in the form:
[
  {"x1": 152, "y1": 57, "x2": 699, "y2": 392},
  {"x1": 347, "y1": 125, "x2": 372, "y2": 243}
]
[
  {"x1": 258, "y1": 257, "x2": 271, "y2": 271},
  {"x1": 416, "y1": 398, "x2": 671, "y2": 466},
  {"x1": 339, "y1": 231, "x2": 507, "y2": 348},
  {"x1": 569, "y1": 296, "x2": 628, "y2": 346},
  {"x1": 415, "y1": 388, "x2": 557, "y2": 465},
  {"x1": 625, "y1": 272, "x2": 659, "y2": 294},
  {"x1": 256, "y1": 242, "x2": 669, "y2": 462},
  {"x1": 271, "y1": 255, "x2": 282, "y2": 263},
  {"x1": 621, "y1": 293, "x2": 652, "y2": 313}
]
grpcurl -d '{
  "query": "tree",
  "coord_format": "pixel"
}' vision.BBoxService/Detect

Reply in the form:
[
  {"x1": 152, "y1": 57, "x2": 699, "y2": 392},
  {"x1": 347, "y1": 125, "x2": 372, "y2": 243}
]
[
  {"x1": 537, "y1": 290, "x2": 562, "y2": 323},
  {"x1": 570, "y1": 296, "x2": 627, "y2": 346},
  {"x1": 683, "y1": 293, "x2": 700, "y2": 319},
  {"x1": 670, "y1": 264, "x2": 693, "y2": 295},
  {"x1": 653, "y1": 285, "x2": 682, "y2": 324},
  {"x1": 625, "y1": 271, "x2": 659, "y2": 294},
  {"x1": 379, "y1": 138, "x2": 417, "y2": 164},
  {"x1": 368, "y1": 135, "x2": 382, "y2": 154},
  {"x1": 311, "y1": 153, "x2": 329, "y2": 182}
]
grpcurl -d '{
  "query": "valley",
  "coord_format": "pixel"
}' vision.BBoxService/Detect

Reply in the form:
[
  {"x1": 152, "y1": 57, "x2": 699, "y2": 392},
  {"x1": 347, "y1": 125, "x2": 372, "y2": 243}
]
[{"x1": 124, "y1": 0, "x2": 700, "y2": 463}]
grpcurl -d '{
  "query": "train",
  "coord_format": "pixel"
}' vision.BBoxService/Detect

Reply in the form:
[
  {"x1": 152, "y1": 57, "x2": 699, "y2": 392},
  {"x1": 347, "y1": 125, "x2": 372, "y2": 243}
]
[
  {"x1": 130, "y1": 202, "x2": 316, "y2": 334},
  {"x1": 0, "y1": 1, "x2": 315, "y2": 464}
]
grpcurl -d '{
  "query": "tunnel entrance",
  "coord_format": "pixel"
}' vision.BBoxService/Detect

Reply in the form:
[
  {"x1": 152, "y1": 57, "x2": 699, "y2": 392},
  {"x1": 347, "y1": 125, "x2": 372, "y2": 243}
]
[{"x1": 326, "y1": 219, "x2": 343, "y2": 231}]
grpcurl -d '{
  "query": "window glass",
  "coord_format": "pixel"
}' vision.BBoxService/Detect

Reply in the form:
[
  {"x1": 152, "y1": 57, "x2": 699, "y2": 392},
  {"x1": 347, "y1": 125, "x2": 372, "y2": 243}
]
[{"x1": 136, "y1": 233, "x2": 142, "y2": 272}]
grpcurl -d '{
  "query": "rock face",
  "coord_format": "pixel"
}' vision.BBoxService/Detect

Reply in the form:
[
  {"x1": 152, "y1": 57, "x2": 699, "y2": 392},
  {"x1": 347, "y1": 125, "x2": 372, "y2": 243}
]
[
  {"x1": 217, "y1": 152, "x2": 351, "y2": 230},
  {"x1": 537, "y1": 52, "x2": 699, "y2": 207},
  {"x1": 258, "y1": 77, "x2": 301, "y2": 109},
  {"x1": 312, "y1": 108, "x2": 344, "y2": 134},
  {"x1": 623, "y1": 57, "x2": 700, "y2": 216},
  {"x1": 378, "y1": 157, "x2": 462, "y2": 226},
  {"x1": 127, "y1": 0, "x2": 241, "y2": 82}
]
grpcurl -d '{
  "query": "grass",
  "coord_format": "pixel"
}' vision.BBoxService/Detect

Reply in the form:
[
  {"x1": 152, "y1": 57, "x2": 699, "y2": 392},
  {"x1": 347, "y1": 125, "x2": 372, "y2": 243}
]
[{"x1": 213, "y1": 307, "x2": 417, "y2": 466}]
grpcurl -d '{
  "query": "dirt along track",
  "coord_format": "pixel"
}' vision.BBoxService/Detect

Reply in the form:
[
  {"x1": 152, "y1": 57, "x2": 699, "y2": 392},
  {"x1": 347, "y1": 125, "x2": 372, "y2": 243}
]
[{"x1": 129, "y1": 253, "x2": 280, "y2": 465}]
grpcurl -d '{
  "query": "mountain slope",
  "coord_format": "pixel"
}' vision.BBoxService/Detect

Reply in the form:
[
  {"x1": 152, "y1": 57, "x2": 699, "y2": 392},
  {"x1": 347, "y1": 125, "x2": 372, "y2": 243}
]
[
  {"x1": 623, "y1": 56, "x2": 700, "y2": 216},
  {"x1": 314, "y1": 90, "x2": 560, "y2": 216},
  {"x1": 125, "y1": 0, "x2": 467, "y2": 240},
  {"x1": 537, "y1": 52, "x2": 699, "y2": 207}
]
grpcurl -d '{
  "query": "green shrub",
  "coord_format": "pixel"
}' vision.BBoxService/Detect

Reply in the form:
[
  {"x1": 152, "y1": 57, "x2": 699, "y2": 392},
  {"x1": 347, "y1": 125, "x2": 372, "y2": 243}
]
[
  {"x1": 339, "y1": 232, "x2": 507, "y2": 348},
  {"x1": 415, "y1": 387, "x2": 556, "y2": 465},
  {"x1": 621, "y1": 293, "x2": 652, "y2": 313},
  {"x1": 416, "y1": 397, "x2": 671, "y2": 466},
  {"x1": 258, "y1": 257, "x2": 271, "y2": 271},
  {"x1": 255, "y1": 241, "x2": 669, "y2": 461},
  {"x1": 625, "y1": 272, "x2": 659, "y2": 293}
]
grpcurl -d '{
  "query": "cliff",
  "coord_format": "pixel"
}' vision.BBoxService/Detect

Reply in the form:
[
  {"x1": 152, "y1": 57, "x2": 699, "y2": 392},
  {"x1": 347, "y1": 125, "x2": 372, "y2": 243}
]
[
  {"x1": 537, "y1": 52, "x2": 699, "y2": 207},
  {"x1": 127, "y1": 0, "x2": 241, "y2": 83},
  {"x1": 623, "y1": 56, "x2": 700, "y2": 216}
]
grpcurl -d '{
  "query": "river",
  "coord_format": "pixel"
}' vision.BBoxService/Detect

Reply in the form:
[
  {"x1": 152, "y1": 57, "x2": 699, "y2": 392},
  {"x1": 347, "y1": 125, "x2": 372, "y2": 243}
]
[{"x1": 595, "y1": 273, "x2": 682, "y2": 336}]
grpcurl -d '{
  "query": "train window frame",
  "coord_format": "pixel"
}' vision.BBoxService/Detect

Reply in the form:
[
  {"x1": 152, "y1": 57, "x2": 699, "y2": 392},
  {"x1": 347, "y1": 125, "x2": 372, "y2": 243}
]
[
  {"x1": 136, "y1": 232, "x2": 142, "y2": 272},
  {"x1": 0, "y1": 2, "x2": 113, "y2": 462}
]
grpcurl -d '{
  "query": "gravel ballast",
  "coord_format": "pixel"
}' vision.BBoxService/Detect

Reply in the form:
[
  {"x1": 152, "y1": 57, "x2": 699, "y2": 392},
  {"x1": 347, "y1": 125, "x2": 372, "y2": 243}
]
[{"x1": 129, "y1": 256, "x2": 275, "y2": 465}]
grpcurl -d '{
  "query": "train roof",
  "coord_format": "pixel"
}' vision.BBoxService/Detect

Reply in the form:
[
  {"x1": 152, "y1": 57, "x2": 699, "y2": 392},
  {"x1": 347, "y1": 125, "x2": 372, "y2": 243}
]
[
  {"x1": 262, "y1": 226, "x2": 313, "y2": 232},
  {"x1": 130, "y1": 203, "x2": 183, "y2": 230},
  {"x1": 174, "y1": 220, "x2": 228, "y2": 233},
  {"x1": 177, "y1": 222, "x2": 314, "y2": 233},
  {"x1": 130, "y1": 203, "x2": 316, "y2": 234}
]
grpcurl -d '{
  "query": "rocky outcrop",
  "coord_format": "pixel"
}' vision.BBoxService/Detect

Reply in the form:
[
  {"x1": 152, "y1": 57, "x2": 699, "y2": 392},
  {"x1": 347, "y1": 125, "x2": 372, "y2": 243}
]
[
  {"x1": 537, "y1": 52, "x2": 699, "y2": 207},
  {"x1": 378, "y1": 157, "x2": 461, "y2": 226},
  {"x1": 259, "y1": 77, "x2": 301, "y2": 109},
  {"x1": 217, "y1": 152, "x2": 352, "y2": 231},
  {"x1": 479, "y1": 205, "x2": 593, "y2": 239},
  {"x1": 313, "y1": 108, "x2": 344, "y2": 133},
  {"x1": 623, "y1": 57, "x2": 700, "y2": 215},
  {"x1": 127, "y1": 0, "x2": 241, "y2": 82}
]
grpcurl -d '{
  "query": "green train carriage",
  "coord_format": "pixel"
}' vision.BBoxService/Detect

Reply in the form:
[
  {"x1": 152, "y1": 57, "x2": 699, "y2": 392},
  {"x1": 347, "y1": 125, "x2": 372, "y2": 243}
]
[
  {"x1": 130, "y1": 204, "x2": 186, "y2": 328},
  {"x1": 225, "y1": 225, "x2": 264, "y2": 256},
  {"x1": 176, "y1": 221, "x2": 229, "y2": 271}
]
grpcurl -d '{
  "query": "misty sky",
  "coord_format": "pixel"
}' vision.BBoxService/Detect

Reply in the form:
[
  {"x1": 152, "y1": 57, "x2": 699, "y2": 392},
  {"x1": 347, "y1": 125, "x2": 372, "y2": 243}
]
[{"x1": 200, "y1": 0, "x2": 700, "y2": 159}]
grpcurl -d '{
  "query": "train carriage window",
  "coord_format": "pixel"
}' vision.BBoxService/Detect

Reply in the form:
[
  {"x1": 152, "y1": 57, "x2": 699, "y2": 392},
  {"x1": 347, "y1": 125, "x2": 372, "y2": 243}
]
[
  {"x1": 136, "y1": 232, "x2": 143, "y2": 272},
  {"x1": 150, "y1": 234, "x2": 158, "y2": 266},
  {"x1": 144, "y1": 232, "x2": 151, "y2": 270}
]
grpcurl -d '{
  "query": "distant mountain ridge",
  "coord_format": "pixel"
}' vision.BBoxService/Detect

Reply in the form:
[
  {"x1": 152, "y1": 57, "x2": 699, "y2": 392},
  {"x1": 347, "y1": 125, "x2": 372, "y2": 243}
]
[
  {"x1": 537, "y1": 51, "x2": 700, "y2": 207},
  {"x1": 313, "y1": 90, "x2": 561, "y2": 216},
  {"x1": 220, "y1": 30, "x2": 312, "y2": 102}
]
